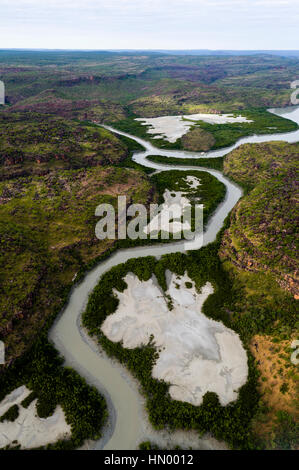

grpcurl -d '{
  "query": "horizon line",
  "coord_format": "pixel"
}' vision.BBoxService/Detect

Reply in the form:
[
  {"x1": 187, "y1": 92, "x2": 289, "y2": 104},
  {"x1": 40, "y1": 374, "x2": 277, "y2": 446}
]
[{"x1": 0, "y1": 48, "x2": 299, "y2": 52}]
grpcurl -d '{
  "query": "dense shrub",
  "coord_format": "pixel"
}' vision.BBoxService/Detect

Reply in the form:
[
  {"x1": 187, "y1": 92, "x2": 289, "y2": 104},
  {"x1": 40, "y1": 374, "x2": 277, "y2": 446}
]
[
  {"x1": 0, "y1": 337, "x2": 108, "y2": 449},
  {"x1": 82, "y1": 241, "x2": 261, "y2": 449},
  {"x1": 0, "y1": 404, "x2": 19, "y2": 423},
  {"x1": 21, "y1": 391, "x2": 37, "y2": 409}
]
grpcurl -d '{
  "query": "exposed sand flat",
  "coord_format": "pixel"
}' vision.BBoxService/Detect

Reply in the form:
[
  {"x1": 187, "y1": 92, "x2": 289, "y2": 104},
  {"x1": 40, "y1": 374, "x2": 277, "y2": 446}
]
[
  {"x1": 143, "y1": 175, "x2": 201, "y2": 235},
  {"x1": 184, "y1": 113, "x2": 253, "y2": 125},
  {"x1": 101, "y1": 272, "x2": 248, "y2": 407},
  {"x1": 143, "y1": 189, "x2": 191, "y2": 235},
  {"x1": 135, "y1": 113, "x2": 253, "y2": 143},
  {"x1": 0, "y1": 386, "x2": 71, "y2": 449},
  {"x1": 185, "y1": 175, "x2": 201, "y2": 189}
]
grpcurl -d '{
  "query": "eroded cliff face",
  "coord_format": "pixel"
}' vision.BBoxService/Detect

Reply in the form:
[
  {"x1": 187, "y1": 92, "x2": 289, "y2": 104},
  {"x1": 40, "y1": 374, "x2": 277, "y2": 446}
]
[
  {"x1": 220, "y1": 141, "x2": 299, "y2": 298},
  {"x1": 219, "y1": 210, "x2": 299, "y2": 298}
]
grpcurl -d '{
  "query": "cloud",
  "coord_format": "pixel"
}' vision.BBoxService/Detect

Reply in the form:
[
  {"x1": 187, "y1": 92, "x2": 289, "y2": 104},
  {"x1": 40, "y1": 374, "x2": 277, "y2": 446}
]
[
  {"x1": 0, "y1": 0, "x2": 298, "y2": 49},
  {"x1": 2, "y1": 0, "x2": 298, "y2": 13}
]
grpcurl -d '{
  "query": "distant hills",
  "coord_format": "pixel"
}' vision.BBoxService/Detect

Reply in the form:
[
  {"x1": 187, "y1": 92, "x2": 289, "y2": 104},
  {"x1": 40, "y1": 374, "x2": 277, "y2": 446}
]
[
  {"x1": 1, "y1": 49, "x2": 299, "y2": 58},
  {"x1": 113, "y1": 50, "x2": 299, "y2": 58}
]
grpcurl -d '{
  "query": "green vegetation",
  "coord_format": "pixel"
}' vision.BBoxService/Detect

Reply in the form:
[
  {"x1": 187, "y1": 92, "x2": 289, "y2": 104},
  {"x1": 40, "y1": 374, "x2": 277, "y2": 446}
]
[
  {"x1": 0, "y1": 50, "x2": 298, "y2": 450},
  {"x1": 111, "y1": 108, "x2": 298, "y2": 151},
  {"x1": 108, "y1": 114, "x2": 182, "y2": 150},
  {"x1": 223, "y1": 140, "x2": 299, "y2": 190},
  {"x1": 185, "y1": 108, "x2": 298, "y2": 149},
  {"x1": 181, "y1": 127, "x2": 215, "y2": 151},
  {"x1": 139, "y1": 441, "x2": 160, "y2": 450},
  {"x1": 138, "y1": 441, "x2": 181, "y2": 450},
  {"x1": 221, "y1": 141, "x2": 299, "y2": 295},
  {"x1": 0, "y1": 338, "x2": 107, "y2": 449},
  {"x1": 146, "y1": 154, "x2": 224, "y2": 171},
  {"x1": 82, "y1": 213, "x2": 298, "y2": 449},
  {"x1": 0, "y1": 112, "x2": 128, "y2": 180},
  {"x1": 0, "y1": 114, "x2": 225, "y2": 364},
  {"x1": 114, "y1": 134, "x2": 153, "y2": 174},
  {"x1": 0, "y1": 404, "x2": 19, "y2": 423},
  {"x1": 80, "y1": 138, "x2": 298, "y2": 450},
  {"x1": 2, "y1": 50, "x2": 298, "y2": 120},
  {"x1": 151, "y1": 169, "x2": 225, "y2": 227},
  {"x1": 20, "y1": 391, "x2": 37, "y2": 409},
  {"x1": 270, "y1": 411, "x2": 299, "y2": 450},
  {"x1": 219, "y1": 140, "x2": 299, "y2": 448},
  {"x1": 82, "y1": 243, "x2": 261, "y2": 450},
  {"x1": 0, "y1": 165, "x2": 153, "y2": 362}
]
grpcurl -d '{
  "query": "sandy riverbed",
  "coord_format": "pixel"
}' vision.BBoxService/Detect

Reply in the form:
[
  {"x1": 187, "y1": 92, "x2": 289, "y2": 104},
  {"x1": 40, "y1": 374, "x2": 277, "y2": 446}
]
[
  {"x1": 143, "y1": 175, "x2": 201, "y2": 236},
  {"x1": 0, "y1": 386, "x2": 71, "y2": 449},
  {"x1": 101, "y1": 271, "x2": 248, "y2": 407},
  {"x1": 78, "y1": 324, "x2": 227, "y2": 450},
  {"x1": 135, "y1": 113, "x2": 253, "y2": 143},
  {"x1": 143, "y1": 189, "x2": 192, "y2": 235}
]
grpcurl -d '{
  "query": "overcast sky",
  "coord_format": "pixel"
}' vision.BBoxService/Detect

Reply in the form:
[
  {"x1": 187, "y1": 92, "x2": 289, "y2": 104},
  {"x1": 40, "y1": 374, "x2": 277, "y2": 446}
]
[{"x1": 0, "y1": 0, "x2": 298, "y2": 50}]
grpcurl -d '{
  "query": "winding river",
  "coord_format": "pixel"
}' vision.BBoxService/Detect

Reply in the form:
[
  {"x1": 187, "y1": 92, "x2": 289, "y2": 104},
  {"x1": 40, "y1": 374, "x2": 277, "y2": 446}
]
[{"x1": 49, "y1": 106, "x2": 299, "y2": 450}]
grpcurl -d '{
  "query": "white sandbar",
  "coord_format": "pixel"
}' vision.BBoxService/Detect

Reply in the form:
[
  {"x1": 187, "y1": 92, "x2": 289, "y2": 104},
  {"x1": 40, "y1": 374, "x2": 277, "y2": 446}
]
[
  {"x1": 143, "y1": 175, "x2": 201, "y2": 235},
  {"x1": 0, "y1": 386, "x2": 71, "y2": 449},
  {"x1": 101, "y1": 272, "x2": 248, "y2": 406},
  {"x1": 135, "y1": 113, "x2": 253, "y2": 143}
]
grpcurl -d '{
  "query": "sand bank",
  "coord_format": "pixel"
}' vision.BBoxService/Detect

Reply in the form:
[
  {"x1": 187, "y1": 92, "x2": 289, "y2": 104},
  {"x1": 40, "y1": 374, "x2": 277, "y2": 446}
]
[
  {"x1": 0, "y1": 386, "x2": 71, "y2": 449},
  {"x1": 101, "y1": 271, "x2": 248, "y2": 407},
  {"x1": 135, "y1": 113, "x2": 253, "y2": 143}
]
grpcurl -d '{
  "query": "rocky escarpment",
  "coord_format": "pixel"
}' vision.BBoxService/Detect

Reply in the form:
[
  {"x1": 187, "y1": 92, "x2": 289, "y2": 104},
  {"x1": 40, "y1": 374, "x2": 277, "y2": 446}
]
[{"x1": 220, "y1": 142, "x2": 299, "y2": 298}]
